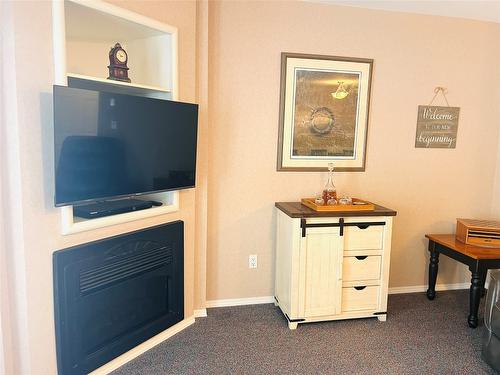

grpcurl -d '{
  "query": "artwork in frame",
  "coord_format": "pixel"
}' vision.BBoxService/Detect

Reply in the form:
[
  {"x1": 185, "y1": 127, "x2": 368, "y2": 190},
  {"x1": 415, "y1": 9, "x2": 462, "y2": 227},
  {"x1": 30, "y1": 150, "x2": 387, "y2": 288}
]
[{"x1": 277, "y1": 52, "x2": 373, "y2": 171}]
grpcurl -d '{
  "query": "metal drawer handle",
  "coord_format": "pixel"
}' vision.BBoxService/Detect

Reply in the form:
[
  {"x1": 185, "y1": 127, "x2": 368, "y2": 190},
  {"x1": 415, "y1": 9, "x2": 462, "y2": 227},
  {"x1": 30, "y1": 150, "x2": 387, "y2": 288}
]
[
  {"x1": 357, "y1": 224, "x2": 370, "y2": 229},
  {"x1": 355, "y1": 256, "x2": 368, "y2": 260},
  {"x1": 354, "y1": 286, "x2": 367, "y2": 290}
]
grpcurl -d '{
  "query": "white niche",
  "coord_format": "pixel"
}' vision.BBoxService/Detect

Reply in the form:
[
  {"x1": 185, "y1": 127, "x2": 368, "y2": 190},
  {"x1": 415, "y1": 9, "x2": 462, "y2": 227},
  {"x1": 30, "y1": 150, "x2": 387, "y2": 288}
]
[{"x1": 52, "y1": 0, "x2": 181, "y2": 235}]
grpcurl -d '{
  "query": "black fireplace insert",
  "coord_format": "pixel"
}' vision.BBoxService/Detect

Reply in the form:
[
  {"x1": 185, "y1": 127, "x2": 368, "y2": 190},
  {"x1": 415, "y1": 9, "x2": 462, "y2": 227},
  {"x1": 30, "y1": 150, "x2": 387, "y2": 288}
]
[{"x1": 53, "y1": 221, "x2": 184, "y2": 375}]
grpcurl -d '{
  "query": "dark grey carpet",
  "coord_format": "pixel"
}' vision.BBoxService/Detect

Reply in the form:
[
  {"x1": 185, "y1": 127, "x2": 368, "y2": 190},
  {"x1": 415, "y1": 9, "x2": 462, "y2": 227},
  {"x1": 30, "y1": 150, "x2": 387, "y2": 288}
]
[{"x1": 112, "y1": 290, "x2": 497, "y2": 374}]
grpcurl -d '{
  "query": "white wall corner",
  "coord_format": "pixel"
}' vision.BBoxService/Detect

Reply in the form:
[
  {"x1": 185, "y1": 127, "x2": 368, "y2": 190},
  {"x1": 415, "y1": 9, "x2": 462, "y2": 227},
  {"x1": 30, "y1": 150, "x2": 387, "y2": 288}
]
[
  {"x1": 193, "y1": 309, "x2": 207, "y2": 318},
  {"x1": 1, "y1": 2, "x2": 32, "y2": 373}
]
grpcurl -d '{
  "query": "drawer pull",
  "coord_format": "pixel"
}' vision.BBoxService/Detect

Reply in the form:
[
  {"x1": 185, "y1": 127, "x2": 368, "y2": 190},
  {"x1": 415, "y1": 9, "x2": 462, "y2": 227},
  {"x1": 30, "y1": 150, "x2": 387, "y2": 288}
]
[
  {"x1": 357, "y1": 224, "x2": 370, "y2": 229},
  {"x1": 354, "y1": 286, "x2": 367, "y2": 290},
  {"x1": 355, "y1": 256, "x2": 368, "y2": 260}
]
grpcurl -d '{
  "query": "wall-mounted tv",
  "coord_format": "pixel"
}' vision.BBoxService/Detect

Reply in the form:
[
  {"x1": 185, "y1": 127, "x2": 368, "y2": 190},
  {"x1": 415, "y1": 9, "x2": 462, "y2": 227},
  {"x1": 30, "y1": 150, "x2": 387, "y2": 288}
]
[{"x1": 54, "y1": 85, "x2": 198, "y2": 207}]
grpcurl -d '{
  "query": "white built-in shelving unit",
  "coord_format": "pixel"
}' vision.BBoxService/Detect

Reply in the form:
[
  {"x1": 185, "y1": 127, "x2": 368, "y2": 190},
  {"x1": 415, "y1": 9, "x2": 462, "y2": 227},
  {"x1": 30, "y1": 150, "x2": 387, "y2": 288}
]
[{"x1": 52, "y1": 0, "x2": 180, "y2": 235}]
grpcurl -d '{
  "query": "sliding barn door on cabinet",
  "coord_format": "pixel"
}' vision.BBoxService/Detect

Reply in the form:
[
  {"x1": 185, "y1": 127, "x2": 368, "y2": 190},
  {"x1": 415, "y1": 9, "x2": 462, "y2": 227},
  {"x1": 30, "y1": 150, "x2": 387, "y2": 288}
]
[{"x1": 300, "y1": 227, "x2": 343, "y2": 317}]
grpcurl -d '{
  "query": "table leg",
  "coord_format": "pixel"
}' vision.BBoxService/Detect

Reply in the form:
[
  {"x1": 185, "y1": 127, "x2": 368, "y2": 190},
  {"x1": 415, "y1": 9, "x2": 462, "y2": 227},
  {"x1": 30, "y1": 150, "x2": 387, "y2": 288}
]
[
  {"x1": 468, "y1": 263, "x2": 487, "y2": 328},
  {"x1": 426, "y1": 241, "x2": 439, "y2": 300}
]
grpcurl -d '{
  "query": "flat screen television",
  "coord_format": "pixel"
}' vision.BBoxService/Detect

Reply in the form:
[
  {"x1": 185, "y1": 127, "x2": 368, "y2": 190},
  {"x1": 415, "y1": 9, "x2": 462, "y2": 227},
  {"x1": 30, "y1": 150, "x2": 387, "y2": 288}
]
[{"x1": 53, "y1": 85, "x2": 198, "y2": 207}]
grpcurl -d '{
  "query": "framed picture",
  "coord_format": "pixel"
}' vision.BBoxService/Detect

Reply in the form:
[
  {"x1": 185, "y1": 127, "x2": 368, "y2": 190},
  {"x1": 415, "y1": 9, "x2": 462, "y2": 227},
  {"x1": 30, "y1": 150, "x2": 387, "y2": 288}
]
[{"x1": 277, "y1": 52, "x2": 373, "y2": 171}]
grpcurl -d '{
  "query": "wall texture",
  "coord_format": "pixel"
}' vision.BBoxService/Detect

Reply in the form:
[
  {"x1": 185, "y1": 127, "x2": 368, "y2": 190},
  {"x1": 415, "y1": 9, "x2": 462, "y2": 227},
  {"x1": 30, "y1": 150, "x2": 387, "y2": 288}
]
[
  {"x1": 491, "y1": 44, "x2": 500, "y2": 217},
  {"x1": 206, "y1": 1, "x2": 500, "y2": 300},
  {"x1": 493, "y1": 139, "x2": 500, "y2": 217},
  {"x1": 2, "y1": 1, "x2": 199, "y2": 374}
]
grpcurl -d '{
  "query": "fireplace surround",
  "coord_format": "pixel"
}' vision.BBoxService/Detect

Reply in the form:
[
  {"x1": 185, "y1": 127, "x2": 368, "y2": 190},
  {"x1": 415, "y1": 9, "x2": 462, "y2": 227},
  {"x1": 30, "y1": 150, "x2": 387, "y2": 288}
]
[{"x1": 53, "y1": 221, "x2": 184, "y2": 375}]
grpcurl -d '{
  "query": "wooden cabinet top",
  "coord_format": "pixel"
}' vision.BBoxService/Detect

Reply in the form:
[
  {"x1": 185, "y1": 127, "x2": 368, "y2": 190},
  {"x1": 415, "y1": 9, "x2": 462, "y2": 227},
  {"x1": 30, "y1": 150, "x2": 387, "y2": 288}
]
[{"x1": 275, "y1": 202, "x2": 397, "y2": 218}]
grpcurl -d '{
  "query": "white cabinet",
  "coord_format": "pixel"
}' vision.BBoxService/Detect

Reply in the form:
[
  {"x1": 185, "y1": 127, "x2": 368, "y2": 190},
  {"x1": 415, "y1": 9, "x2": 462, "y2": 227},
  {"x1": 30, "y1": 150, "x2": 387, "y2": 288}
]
[{"x1": 274, "y1": 202, "x2": 396, "y2": 329}]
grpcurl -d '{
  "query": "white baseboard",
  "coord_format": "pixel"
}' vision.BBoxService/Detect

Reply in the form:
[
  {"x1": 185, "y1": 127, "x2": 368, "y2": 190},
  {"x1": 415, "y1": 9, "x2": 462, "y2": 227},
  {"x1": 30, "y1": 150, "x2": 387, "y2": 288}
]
[
  {"x1": 388, "y1": 282, "x2": 470, "y2": 295},
  {"x1": 194, "y1": 308, "x2": 207, "y2": 318},
  {"x1": 206, "y1": 296, "x2": 275, "y2": 308},
  {"x1": 207, "y1": 284, "x2": 473, "y2": 309},
  {"x1": 89, "y1": 315, "x2": 195, "y2": 375},
  {"x1": 204, "y1": 283, "x2": 473, "y2": 310}
]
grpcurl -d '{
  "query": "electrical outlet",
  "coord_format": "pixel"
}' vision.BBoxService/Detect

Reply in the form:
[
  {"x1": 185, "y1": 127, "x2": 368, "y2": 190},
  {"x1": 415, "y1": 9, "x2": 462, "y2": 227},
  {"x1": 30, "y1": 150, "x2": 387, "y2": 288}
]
[{"x1": 249, "y1": 254, "x2": 258, "y2": 269}]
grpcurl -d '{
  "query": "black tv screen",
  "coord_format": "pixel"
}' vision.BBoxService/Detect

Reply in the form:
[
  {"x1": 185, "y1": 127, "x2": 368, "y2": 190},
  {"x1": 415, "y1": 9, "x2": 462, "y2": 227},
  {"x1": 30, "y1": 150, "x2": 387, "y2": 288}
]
[{"x1": 54, "y1": 85, "x2": 198, "y2": 207}]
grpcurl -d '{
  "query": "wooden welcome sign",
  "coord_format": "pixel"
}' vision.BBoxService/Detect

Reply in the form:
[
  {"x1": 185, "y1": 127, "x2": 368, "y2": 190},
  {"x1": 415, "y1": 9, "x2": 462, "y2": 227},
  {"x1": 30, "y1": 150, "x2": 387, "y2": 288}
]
[{"x1": 415, "y1": 105, "x2": 460, "y2": 148}]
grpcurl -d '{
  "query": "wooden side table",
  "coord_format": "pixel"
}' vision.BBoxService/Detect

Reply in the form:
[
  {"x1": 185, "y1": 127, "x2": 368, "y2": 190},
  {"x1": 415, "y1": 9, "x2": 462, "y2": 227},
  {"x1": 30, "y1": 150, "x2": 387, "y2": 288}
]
[{"x1": 425, "y1": 234, "x2": 500, "y2": 328}]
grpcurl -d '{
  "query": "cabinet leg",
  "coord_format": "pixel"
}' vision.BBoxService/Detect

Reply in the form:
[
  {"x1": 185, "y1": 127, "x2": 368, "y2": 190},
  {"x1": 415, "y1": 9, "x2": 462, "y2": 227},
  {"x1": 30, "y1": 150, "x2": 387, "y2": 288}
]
[
  {"x1": 288, "y1": 322, "x2": 298, "y2": 330},
  {"x1": 377, "y1": 315, "x2": 387, "y2": 322}
]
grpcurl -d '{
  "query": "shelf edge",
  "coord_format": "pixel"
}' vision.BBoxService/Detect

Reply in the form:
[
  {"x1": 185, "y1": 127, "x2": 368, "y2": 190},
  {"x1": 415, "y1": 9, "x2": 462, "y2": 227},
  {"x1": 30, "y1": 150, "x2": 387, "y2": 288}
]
[{"x1": 67, "y1": 72, "x2": 171, "y2": 93}]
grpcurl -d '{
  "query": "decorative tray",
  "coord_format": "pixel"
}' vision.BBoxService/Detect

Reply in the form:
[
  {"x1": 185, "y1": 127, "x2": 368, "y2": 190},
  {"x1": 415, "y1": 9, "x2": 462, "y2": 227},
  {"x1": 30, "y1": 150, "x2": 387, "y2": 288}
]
[{"x1": 301, "y1": 198, "x2": 375, "y2": 212}]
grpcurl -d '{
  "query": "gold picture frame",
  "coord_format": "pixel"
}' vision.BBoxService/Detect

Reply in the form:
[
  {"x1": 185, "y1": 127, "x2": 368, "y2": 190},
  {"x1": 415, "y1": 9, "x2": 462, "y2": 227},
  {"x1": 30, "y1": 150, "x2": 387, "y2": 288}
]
[{"x1": 277, "y1": 52, "x2": 373, "y2": 171}]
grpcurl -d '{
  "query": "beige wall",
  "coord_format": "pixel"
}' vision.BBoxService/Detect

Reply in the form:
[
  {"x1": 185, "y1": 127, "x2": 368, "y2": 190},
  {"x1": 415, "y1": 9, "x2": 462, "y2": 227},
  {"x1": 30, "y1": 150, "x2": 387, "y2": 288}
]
[
  {"x1": 491, "y1": 43, "x2": 500, "y2": 217},
  {"x1": 206, "y1": 1, "x2": 500, "y2": 300},
  {"x1": 493, "y1": 130, "x2": 500, "y2": 216},
  {"x1": 493, "y1": 141, "x2": 500, "y2": 217},
  {"x1": 2, "y1": 1, "x2": 200, "y2": 374}
]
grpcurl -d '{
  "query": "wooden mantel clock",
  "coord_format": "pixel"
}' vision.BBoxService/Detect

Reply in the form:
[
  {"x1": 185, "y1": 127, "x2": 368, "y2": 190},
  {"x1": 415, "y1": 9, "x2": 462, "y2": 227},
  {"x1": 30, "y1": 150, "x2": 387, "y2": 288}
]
[{"x1": 107, "y1": 43, "x2": 131, "y2": 83}]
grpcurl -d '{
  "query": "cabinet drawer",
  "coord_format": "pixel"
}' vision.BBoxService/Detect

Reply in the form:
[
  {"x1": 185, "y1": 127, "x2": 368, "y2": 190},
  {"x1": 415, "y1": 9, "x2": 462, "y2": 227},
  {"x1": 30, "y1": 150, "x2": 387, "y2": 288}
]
[
  {"x1": 341, "y1": 286, "x2": 380, "y2": 312},
  {"x1": 344, "y1": 225, "x2": 384, "y2": 250},
  {"x1": 343, "y1": 256, "x2": 381, "y2": 281}
]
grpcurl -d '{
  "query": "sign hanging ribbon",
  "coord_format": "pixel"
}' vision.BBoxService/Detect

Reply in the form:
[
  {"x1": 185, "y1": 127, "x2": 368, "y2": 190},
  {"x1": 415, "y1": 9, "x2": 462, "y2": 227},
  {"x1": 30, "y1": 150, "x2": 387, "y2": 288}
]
[{"x1": 428, "y1": 86, "x2": 450, "y2": 107}]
